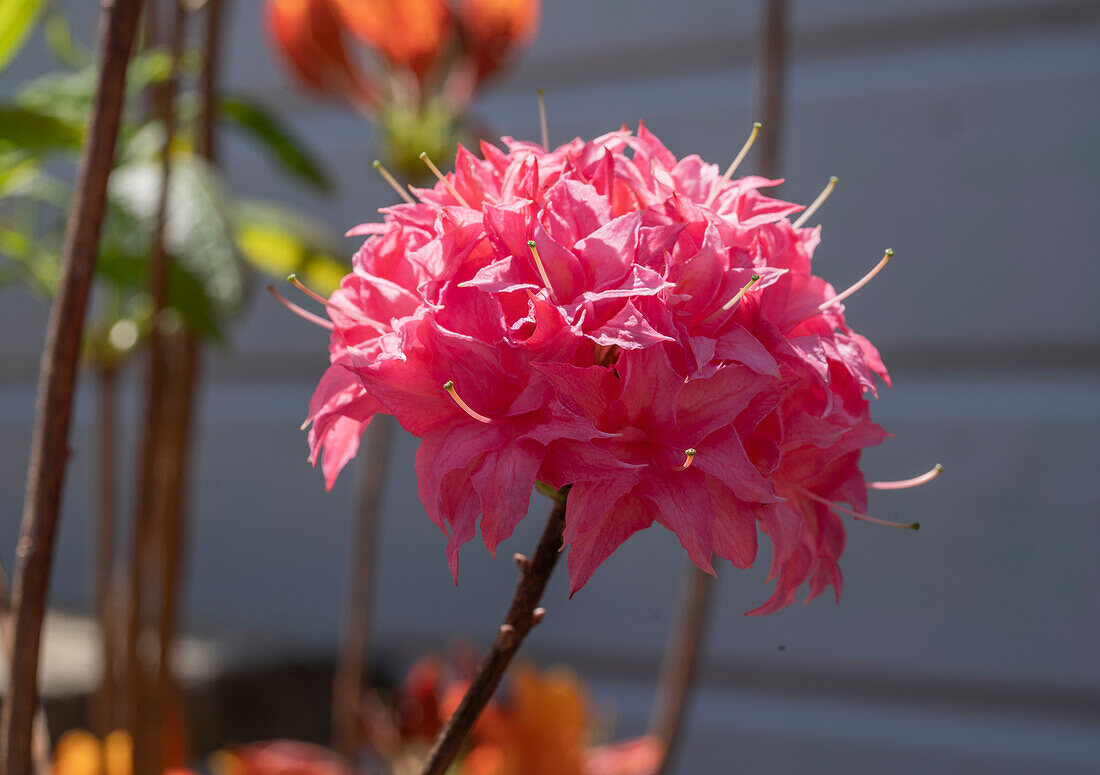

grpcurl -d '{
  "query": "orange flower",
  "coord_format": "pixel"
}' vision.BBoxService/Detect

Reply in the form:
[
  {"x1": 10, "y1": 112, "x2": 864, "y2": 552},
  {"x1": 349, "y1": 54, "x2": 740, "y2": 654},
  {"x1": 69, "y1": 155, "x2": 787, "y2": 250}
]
[
  {"x1": 453, "y1": 664, "x2": 659, "y2": 775},
  {"x1": 458, "y1": 0, "x2": 540, "y2": 80},
  {"x1": 331, "y1": 0, "x2": 452, "y2": 79},
  {"x1": 54, "y1": 730, "x2": 199, "y2": 775},
  {"x1": 503, "y1": 665, "x2": 587, "y2": 775},
  {"x1": 266, "y1": 0, "x2": 377, "y2": 107}
]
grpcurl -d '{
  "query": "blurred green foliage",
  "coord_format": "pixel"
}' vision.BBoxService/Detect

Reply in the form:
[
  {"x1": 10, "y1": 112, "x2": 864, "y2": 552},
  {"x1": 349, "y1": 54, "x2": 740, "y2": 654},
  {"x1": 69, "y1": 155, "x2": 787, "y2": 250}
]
[{"x1": 0, "y1": 4, "x2": 350, "y2": 366}]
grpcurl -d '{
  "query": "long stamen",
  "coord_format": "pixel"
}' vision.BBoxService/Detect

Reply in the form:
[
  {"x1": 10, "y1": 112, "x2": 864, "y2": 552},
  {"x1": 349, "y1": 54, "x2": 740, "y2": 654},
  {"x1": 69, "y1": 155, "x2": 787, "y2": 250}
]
[
  {"x1": 792, "y1": 176, "x2": 838, "y2": 229},
  {"x1": 526, "y1": 239, "x2": 556, "y2": 301},
  {"x1": 443, "y1": 380, "x2": 492, "y2": 424},
  {"x1": 419, "y1": 151, "x2": 471, "y2": 208},
  {"x1": 703, "y1": 122, "x2": 762, "y2": 208},
  {"x1": 793, "y1": 486, "x2": 920, "y2": 530},
  {"x1": 720, "y1": 273, "x2": 762, "y2": 314},
  {"x1": 268, "y1": 285, "x2": 334, "y2": 330},
  {"x1": 372, "y1": 159, "x2": 415, "y2": 204},
  {"x1": 537, "y1": 88, "x2": 549, "y2": 150},
  {"x1": 870, "y1": 464, "x2": 943, "y2": 491},
  {"x1": 818, "y1": 249, "x2": 893, "y2": 311},
  {"x1": 679, "y1": 448, "x2": 697, "y2": 470},
  {"x1": 287, "y1": 274, "x2": 385, "y2": 332}
]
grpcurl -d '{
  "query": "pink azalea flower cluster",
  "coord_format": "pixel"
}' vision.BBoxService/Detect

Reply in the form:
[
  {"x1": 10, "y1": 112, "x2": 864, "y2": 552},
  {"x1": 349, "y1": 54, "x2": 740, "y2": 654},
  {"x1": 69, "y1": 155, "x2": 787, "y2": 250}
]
[{"x1": 301, "y1": 125, "x2": 895, "y2": 614}]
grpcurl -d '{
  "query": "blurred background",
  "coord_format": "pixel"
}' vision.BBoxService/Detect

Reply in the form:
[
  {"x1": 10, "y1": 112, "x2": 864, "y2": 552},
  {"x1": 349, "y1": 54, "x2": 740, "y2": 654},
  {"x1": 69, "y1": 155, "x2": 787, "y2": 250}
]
[{"x1": 2, "y1": 0, "x2": 1099, "y2": 773}]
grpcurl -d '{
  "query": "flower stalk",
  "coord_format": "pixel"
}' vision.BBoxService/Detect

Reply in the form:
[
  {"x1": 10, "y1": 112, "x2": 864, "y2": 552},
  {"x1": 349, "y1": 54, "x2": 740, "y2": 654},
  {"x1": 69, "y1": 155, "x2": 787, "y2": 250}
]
[
  {"x1": 418, "y1": 491, "x2": 568, "y2": 775},
  {"x1": 0, "y1": 1, "x2": 147, "y2": 772}
]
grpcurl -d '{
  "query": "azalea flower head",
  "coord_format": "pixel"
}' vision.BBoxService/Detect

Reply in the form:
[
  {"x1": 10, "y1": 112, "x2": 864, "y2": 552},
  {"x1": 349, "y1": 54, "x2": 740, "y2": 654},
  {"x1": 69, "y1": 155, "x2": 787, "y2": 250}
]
[{"x1": 289, "y1": 118, "x2": 937, "y2": 613}]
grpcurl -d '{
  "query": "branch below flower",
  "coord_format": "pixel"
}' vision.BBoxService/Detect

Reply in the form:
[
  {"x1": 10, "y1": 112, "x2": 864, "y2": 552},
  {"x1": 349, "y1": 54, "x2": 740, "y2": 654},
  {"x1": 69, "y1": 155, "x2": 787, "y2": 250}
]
[{"x1": 418, "y1": 489, "x2": 568, "y2": 775}]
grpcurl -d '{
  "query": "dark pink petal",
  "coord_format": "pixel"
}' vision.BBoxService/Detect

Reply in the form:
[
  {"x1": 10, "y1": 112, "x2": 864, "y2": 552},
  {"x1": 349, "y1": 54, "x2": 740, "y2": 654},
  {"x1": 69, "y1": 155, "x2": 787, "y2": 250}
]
[
  {"x1": 472, "y1": 439, "x2": 545, "y2": 556},
  {"x1": 637, "y1": 469, "x2": 716, "y2": 574},
  {"x1": 692, "y1": 426, "x2": 777, "y2": 504},
  {"x1": 566, "y1": 490, "x2": 658, "y2": 594},
  {"x1": 586, "y1": 301, "x2": 674, "y2": 350},
  {"x1": 706, "y1": 476, "x2": 759, "y2": 569}
]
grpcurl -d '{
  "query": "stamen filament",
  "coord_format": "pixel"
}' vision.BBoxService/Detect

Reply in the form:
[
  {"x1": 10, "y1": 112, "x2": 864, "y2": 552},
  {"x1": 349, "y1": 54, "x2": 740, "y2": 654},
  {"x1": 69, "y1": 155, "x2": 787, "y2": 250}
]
[
  {"x1": 792, "y1": 485, "x2": 920, "y2": 530},
  {"x1": 372, "y1": 160, "x2": 415, "y2": 204},
  {"x1": 537, "y1": 88, "x2": 549, "y2": 150},
  {"x1": 268, "y1": 285, "x2": 334, "y2": 330},
  {"x1": 419, "y1": 151, "x2": 471, "y2": 208},
  {"x1": 793, "y1": 176, "x2": 838, "y2": 229},
  {"x1": 870, "y1": 464, "x2": 943, "y2": 491},
  {"x1": 287, "y1": 274, "x2": 385, "y2": 332},
  {"x1": 679, "y1": 448, "x2": 697, "y2": 470},
  {"x1": 443, "y1": 380, "x2": 492, "y2": 424},
  {"x1": 703, "y1": 122, "x2": 762, "y2": 208},
  {"x1": 720, "y1": 273, "x2": 762, "y2": 314},
  {"x1": 526, "y1": 239, "x2": 556, "y2": 301},
  {"x1": 818, "y1": 249, "x2": 893, "y2": 311}
]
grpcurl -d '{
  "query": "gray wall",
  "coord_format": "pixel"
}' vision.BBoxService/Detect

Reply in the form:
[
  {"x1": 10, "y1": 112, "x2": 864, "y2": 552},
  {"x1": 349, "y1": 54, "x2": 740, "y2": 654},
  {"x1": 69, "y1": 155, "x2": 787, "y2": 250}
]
[{"x1": 2, "y1": 1, "x2": 1099, "y2": 772}]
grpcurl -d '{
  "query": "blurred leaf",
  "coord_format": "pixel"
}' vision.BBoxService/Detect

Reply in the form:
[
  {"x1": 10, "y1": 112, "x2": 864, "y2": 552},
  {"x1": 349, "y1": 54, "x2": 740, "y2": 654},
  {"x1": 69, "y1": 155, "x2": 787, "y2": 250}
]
[
  {"x1": 0, "y1": 223, "x2": 59, "y2": 296},
  {"x1": 218, "y1": 95, "x2": 330, "y2": 191},
  {"x1": 16, "y1": 47, "x2": 200, "y2": 128},
  {"x1": 233, "y1": 199, "x2": 349, "y2": 294},
  {"x1": 96, "y1": 248, "x2": 222, "y2": 340},
  {"x1": 42, "y1": 5, "x2": 89, "y2": 69},
  {"x1": 0, "y1": 105, "x2": 83, "y2": 151},
  {"x1": 0, "y1": 0, "x2": 43, "y2": 72},
  {"x1": 110, "y1": 155, "x2": 247, "y2": 336},
  {"x1": 0, "y1": 151, "x2": 41, "y2": 197},
  {"x1": 15, "y1": 67, "x2": 96, "y2": 126}
]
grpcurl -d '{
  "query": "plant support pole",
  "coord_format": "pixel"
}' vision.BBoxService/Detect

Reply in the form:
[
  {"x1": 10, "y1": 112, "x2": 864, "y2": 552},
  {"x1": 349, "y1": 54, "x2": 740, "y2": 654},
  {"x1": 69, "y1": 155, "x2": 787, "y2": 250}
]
[{"x1": 0, "y1": 2, "x2": 147, "y2": 773}]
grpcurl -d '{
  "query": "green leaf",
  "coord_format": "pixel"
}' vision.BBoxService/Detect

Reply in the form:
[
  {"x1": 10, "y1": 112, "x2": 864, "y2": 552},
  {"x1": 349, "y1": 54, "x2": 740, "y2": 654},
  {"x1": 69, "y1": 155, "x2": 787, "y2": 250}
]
[
  {"x1": 0, "y1": 105, "x2": 83, "y2": 151},
  {"x1": 218, "y1": 94, "x2": 331, "y2": 191},
  {"x1": 42, "y1": 5, "x2": 90, "y2": 69},
  {"x1": 0, "y1": 0, "x2": 43, "y2": 72},
  {"x1": 232, "y1": 199, "x2": 349, "y2": 294},
  {"x1": 15, "y1": 47, "x2": 199, "y2": 129},
  {"x1": 95, "y1": 248, "x2": 223, "y2": 340},
  {"x1": 0, "y1": 223, "x2": 59, "y2": 296},
  {"x1": 0, "y1": 151, "x2": 41, "y2": 197},
  {"x1": 109, "y1": 155, "x2": 247, "y2": 335}
]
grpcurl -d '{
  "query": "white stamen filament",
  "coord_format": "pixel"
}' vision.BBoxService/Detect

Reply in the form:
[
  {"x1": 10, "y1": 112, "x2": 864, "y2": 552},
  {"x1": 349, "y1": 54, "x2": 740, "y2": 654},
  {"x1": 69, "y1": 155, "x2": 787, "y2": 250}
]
[
  {"x1": 443, "y1": 380, "x2": 492, "y2": 424},
  {"x1": 792, "y1": 176, "x2": 838, "y2": 229},
  {"x1": 870, "y1": 464, "x2": 943, "y2": 491},
  {"x1": 818, "y1": 249, "x2": 893, "y2": 312},
  {"x1": 286, "y1": 274, "x2": 385, "y2": 332},
  {"x1": 372, "y1": 159, "x2": 415, "y2": 204},
  {"x1": 268, "y1": 285, "x2": 334, "y2": 330},
  {"x1": 703, "y1": 122, "x2": 762, "y2": 208},
  {"x1": 720, "y1": 273, "x2": 762, "y2": 314},
  {"x1": 792, "y1": 485, "x2": 920, "y2": 530},
  {"x1": 527, "y1": 240, "x2": 556, "y2": 301},
  {"x1": 420, "y1": 151, "x2": 471, "y2": 208}
]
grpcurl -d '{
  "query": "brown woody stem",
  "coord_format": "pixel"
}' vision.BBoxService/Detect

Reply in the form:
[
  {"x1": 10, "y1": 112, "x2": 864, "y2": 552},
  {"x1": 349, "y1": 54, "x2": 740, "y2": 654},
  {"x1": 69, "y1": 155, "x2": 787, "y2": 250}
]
[
  {"x1": 419, "y1": 492, "x2": 568, "y2": 775},
  {"x1": 332, "y1": 415, "x2": 393, "y2": 757},
  {"x1": 0, "y1": 2, "x2": 147, "y2": 773},
  {"x1": 649, "y1": 567, "x2": 714, "y2": 774}
]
